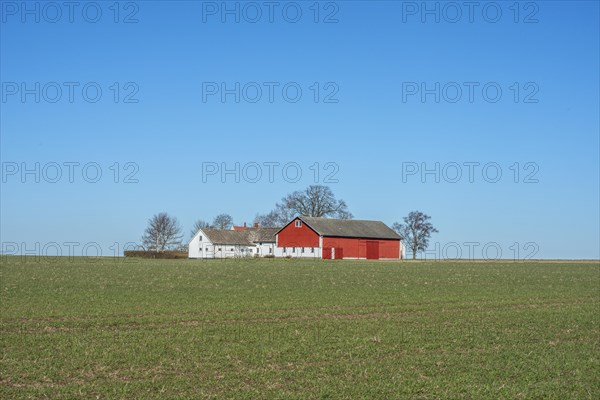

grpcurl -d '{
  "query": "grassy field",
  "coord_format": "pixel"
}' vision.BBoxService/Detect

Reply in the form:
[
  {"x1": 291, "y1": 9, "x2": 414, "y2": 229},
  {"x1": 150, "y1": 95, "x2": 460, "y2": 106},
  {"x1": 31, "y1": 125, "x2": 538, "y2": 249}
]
[{"x1": 1, "y1": 257, "x2": 598, "y2": 399}]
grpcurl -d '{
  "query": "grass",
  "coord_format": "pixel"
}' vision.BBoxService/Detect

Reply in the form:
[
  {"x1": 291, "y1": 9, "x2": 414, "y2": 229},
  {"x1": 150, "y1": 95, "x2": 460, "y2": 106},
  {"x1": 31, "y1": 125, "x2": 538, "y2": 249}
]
[{"x1": 1, "y1": 257, "x2": 598, "y2": 399}]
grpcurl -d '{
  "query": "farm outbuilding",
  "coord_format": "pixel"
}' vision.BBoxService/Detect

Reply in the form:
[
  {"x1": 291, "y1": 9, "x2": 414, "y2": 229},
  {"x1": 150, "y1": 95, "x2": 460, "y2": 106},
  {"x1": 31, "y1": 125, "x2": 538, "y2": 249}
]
[{"x1": 275, "y1": 216, "x2": 403, "y2": 260}]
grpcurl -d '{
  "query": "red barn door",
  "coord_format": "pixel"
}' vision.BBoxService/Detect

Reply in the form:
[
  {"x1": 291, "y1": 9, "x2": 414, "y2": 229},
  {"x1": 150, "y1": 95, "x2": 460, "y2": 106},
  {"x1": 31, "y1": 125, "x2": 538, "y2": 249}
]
[
  {"x1": 322, "y1": 247, "x2": 343, "y2": 259},
  {"x1": 366, "y1": 241, "x2": 379, "y2": 260}
]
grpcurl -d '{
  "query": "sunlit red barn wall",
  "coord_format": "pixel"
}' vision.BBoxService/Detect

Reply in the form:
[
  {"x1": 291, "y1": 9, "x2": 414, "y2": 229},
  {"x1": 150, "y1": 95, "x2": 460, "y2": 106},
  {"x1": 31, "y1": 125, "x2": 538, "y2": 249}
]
[
  {"x1": 277, "y1": 221, "x2": 320, "y2": 247},
  {"x1": 322, "y1": 237, "x2": 400, "y2": 259}
]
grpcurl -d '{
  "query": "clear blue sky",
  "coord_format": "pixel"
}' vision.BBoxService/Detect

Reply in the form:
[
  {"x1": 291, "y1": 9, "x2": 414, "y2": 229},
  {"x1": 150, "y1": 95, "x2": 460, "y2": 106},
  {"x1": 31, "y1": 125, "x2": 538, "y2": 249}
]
[{"x1": 1, "y1": 1, "x2": 599, "y2": 259}]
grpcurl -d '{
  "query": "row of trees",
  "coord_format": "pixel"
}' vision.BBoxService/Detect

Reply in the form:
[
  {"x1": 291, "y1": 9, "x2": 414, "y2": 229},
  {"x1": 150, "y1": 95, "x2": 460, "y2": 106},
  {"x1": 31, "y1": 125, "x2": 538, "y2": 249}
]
[{"x1": 141, "y1": 185, "x2": 437, "y2": 259}]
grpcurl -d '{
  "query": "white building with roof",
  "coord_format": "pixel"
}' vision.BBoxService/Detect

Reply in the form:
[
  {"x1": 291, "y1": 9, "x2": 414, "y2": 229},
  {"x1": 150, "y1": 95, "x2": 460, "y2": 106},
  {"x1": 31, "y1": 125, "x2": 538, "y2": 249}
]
[{"x1": 188, "y1": 227, "x2": 279, "y2": 259}]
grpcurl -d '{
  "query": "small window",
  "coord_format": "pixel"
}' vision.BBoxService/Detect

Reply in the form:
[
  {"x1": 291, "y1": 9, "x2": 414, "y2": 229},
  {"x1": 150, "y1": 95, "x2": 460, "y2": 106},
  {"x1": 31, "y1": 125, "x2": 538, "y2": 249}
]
[
  {"x1": 231, "y1": 248, "x2": 234, "y2": 251},
  {"x1": 199, "y1": 236, "x2": 202, "y2": 241},
  {"x1": 301, "y1": 247, "x2": 305, "y2": 253},
  {"x1": 293, "y1": 247, "x2": 296, "y2": 253},
  {"x1": 269, "y1": 247, "x2": 272, "y2": 254},
  {"x1": 205, "y1": 247, "x2": 208, "y2": 252},
  {"x1": 283, "y1": 247, "x2": 287, "y2": 253},
  {"x1": 295, "y1": 220, "x2": 302, "y2": 227},
  {"x1": 311, "y1": 247, "x2": 314, "y2": 253},
  {"x1": 218, "y1": 248, "x2": 222, "y2": 251},
  {"x1": 249, "y1": 248, "x2": 252, "y2": 253},
  {"x1": 199, "y1": 248, "x2": 202, "y2": 252}
]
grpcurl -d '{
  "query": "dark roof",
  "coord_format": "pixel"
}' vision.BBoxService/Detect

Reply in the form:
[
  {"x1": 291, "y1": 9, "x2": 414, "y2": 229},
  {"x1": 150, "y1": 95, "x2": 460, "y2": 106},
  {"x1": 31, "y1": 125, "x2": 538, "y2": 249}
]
[
  {"x1": 298, "y1": 216, "x2": 401, "y2": 240},
  {"x1": 201, "y1": 229, "x2": 253, "y2": 245},
  {"x1": 200, "y1": 227, "x2": 279, "y2": 245}
]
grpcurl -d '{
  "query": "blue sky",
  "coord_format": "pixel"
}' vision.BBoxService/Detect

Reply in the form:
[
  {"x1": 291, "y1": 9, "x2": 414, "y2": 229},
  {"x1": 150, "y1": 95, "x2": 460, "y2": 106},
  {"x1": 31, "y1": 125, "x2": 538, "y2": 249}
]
[{"x1": 1, "y1": 0, "x2": 599, "y2": 259}]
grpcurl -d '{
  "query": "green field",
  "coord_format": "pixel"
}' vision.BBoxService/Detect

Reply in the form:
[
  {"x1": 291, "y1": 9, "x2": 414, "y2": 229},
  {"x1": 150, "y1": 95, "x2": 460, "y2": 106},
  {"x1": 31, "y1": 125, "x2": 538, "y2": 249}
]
[{"x1": 1, "y1": 257, "x2": 598, "y2": 399}]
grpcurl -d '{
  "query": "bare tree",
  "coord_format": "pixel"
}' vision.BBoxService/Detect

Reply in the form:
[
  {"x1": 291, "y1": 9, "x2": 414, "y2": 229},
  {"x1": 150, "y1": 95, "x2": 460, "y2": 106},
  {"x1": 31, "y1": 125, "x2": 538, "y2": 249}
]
[
  {"x1": 285, "y1": 185, "x2": 352, "y2": 218},
  {"x1": 190, "y1": 219, "x2": 211, "y2": 237},
  {"x1": 392, "y1": 211, "x2": 438, "y2": 260},
  {"x1": 142, "y1": 213, "x2": 183, "y2": 252},
  {"x1": 254, "y1": 202, "x2": 297, "y2": 228},
  {"x1": 257, "y1": 185, "x2": 353, "y2": 225},
  {"x1": 213, "y1": 213, "x2": 234, "y2": 230},
  {"x1": 253, "y1": 211, "x2": 281, "y2": 228}
]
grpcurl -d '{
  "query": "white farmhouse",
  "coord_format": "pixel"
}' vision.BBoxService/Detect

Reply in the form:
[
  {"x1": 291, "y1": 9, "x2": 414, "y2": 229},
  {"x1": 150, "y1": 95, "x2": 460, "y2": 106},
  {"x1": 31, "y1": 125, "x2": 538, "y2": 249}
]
[{"x1": 188, "y1": 227, "x2": 279, "y2": 259}]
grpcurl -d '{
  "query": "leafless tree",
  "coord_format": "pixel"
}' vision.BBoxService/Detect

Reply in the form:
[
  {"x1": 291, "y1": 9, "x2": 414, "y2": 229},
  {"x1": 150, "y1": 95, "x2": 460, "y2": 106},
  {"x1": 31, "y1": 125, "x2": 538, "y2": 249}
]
[
  {"x1": 392, "y1": 211, "x2": 438, "y2": 260},
  {"x1": 142, "y1": 213, "x2": 183, "y2": 252},
  {"x1": 190, "y1": 219, "x2": 211, "y2": 237},
  {"x1": 284, "y1": 185, "x2": 352, "y2": 218},
  {"x1": 253, "y1": 203, "x2": 296, "y2": 228},
  {"x1": 256, "y1": 185, "x2": 353, "y2": 225},
  {"x1": 253, "y1": 211, "x2": 280, "y2": 228},
  {"x1": 213, "y1": 213, "x2": 234, "y2": 230}
]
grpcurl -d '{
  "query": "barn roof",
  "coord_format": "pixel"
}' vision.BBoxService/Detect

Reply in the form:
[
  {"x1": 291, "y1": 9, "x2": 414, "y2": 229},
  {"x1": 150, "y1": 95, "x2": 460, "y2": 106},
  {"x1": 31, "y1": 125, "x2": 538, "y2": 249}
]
[
  {"x1": 247, "y1": 227, "x2": 278, "y2": 243},
  {"x1": 200, "y1": 227, "x2": 279, "y2": 245},
  {"x1": 298, "y1": 216, "x2": 401, "y2": 240},
  {"x1": 201, "y1": 229, "x2": 254, "y2": 245}
]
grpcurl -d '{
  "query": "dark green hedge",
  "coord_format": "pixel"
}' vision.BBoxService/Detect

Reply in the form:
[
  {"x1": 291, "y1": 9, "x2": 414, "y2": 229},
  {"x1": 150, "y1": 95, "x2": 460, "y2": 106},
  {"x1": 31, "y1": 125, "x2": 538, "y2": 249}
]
[{"x1": 124, "y1": 250, "x2": 188, "y2": 259}]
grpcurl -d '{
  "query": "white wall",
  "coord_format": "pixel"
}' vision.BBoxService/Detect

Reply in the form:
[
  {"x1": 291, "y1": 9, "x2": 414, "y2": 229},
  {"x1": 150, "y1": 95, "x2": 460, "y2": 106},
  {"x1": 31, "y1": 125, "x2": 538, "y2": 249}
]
[
  {"x1": 274, "y1": 245, "x2": 322, "y2": 258},
  {"x1": 188, "y1": 229, "x2": 204, "y2": 258},
  {"x1": 211, "y1": 244, "x2": 255, "y2": 258},
  {"x1": 255, "y1": 242, "x2": 275, "y2": 257}
]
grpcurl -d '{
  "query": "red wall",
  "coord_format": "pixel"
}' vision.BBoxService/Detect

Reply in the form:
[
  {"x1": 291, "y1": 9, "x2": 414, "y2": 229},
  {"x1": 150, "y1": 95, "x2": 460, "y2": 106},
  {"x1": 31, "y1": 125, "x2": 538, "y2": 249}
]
[
  {"x1": 322, "y1": 237, "x2": 400, "y2": 259},
  {"x1": 277, "y1": 218, "x2": 320, "y2": 247}
]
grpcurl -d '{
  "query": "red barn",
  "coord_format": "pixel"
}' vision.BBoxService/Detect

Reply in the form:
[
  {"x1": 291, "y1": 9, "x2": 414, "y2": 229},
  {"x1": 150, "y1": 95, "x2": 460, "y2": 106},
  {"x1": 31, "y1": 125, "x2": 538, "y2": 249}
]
[{"x1": 275, "y1": 216, "x2": 403, "y2": 260}]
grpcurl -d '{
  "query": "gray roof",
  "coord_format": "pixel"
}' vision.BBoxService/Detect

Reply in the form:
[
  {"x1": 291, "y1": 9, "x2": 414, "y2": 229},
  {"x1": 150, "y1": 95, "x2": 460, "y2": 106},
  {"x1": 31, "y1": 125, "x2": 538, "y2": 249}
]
[
  {"x1": 246, "y1": 227, "x2": 278, "y2": 243},
  {"x1": 201, "y1": 229, "x2": 253, "y2": 246},
  {"x1": 201, "y1": 227, "x2": 279, "y2": 245},
  {"x1": 299, "y1": 217, "x2": 401, "y2": 240}
]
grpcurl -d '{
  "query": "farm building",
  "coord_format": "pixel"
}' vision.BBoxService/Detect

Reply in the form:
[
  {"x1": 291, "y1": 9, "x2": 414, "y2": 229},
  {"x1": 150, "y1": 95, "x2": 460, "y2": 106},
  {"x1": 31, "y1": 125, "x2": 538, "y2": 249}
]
[
  {"x1": 189, "y1": 216, "x2": 404, "y2": 260},
  {"x1": 276, "y1": 216, "x2": 403, "y2": 260},
  {"x1": 188, "y1": 227, "x2": 278, "y2": 259}
]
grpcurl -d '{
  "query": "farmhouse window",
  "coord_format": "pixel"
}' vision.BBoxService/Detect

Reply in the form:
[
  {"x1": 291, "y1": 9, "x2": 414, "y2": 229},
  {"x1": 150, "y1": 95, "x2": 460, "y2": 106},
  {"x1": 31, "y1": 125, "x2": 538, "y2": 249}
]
[
  {"x1": 293, "y1": 247, "x2": 296, "y2": 253},
  {"x1": 269, "y1": 248, "x2": 272, "y2": 253},
  {"x1": 199, "y1": 248, "x2": 202, "y2": 252},
  {"x1": 199, "y1": 236, "x2": 202, "y2": 241},
  {"x1": 206, "y1": 248, "x2": 208, "y2": 251},
  {"x1": 311, "y1": 247, "x2": 314, "y2": 253},
  {"x1": 283, "y1": 247, "x2": 287, "y2": 253},
  {"x1": 218, "y1": 248, "x2": 222, "y2": 251},
  {"x1": 231, "y1": 248, "x2": 234, "y2": 251},
  {"x1": 295, "y1": 220, "x2": 302, "y2": 227},
  {"x1": 301, "y1": 247, "x2": 305, "y2": 253}
]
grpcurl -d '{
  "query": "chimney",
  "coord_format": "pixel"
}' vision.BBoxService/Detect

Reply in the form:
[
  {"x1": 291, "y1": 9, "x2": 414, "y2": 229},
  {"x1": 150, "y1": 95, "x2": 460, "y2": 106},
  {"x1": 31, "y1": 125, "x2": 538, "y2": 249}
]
[{"x1": 244, "y1": 222, "x2": 247, "y2": 227}]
